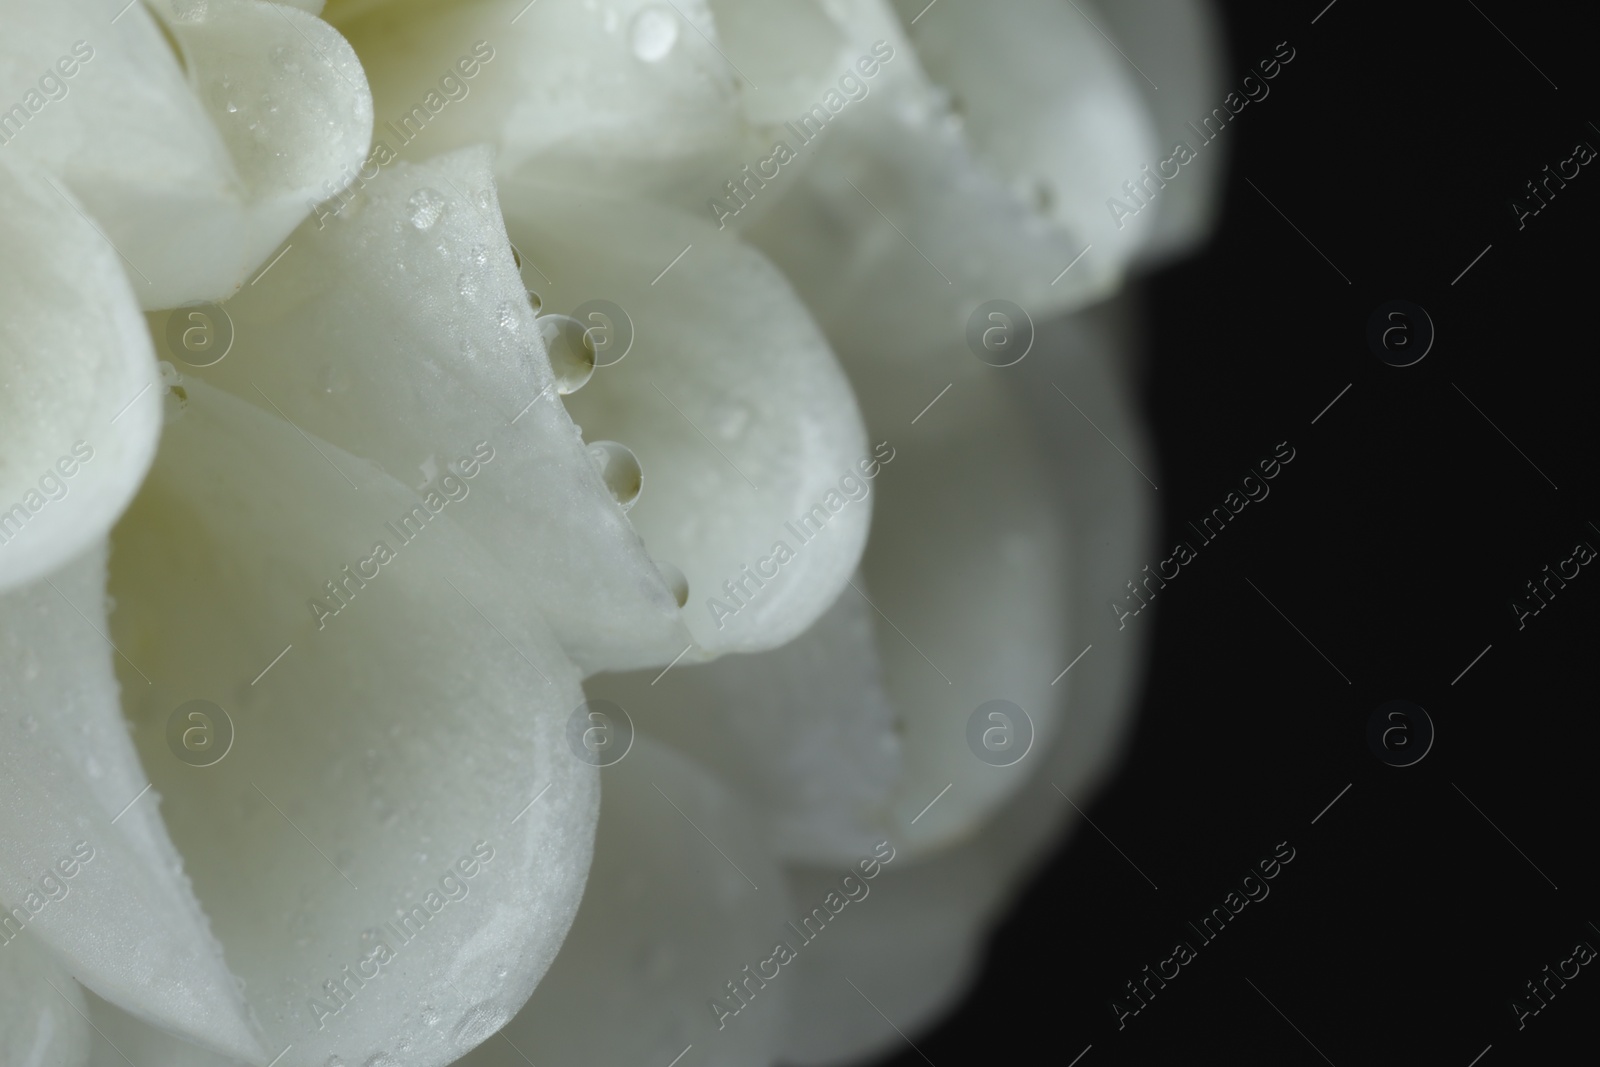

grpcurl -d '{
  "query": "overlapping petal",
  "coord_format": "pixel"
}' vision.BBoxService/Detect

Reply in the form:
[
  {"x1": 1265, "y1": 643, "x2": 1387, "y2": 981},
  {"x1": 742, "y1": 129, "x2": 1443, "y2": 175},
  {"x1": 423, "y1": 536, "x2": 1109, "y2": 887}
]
[
  {"x1": 0, "y1": 158, "x2": 161, "y2": 594},
  {"x1": 106, "y1": 380, "x2": 597, "y2": 1067},
  {"x1": 744, "y1": 0, "x2": 1161, "y2": 361},
  {"x1": 0, "y1": 547, "x2": 263, "y2": 1062},
  {"x1": 502, "y1": 180, "x2": 873, "y2": 657},
  {"x1": 456, "y1": 738, "x2": 794, "y2": 1067},
  {"x1": 0, "y1": 0, "x2": 371, "y2": 308}
]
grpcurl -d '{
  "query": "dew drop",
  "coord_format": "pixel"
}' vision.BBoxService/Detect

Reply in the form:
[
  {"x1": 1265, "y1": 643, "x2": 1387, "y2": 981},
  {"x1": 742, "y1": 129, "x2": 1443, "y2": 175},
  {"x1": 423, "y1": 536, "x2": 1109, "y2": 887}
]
[
  {"x1": 631, "y1": 5, "x2": 679, "y2": 62},
  {"x1": 496, "y1": 301, "x2": 520, "y2": 333},
  {"x1": 457, "y1": 272, "x2": 479, "y2": 300},
  {"x1": 225, "y1": 101, "x2": 238, "y2": 114},
  {"x1": 654, "y1": 560, "x2": 689, "y2": 608},
  {"x1": 534, "y1": 314, "x2": 595, "y2": 394},
  {"x1": 525, "y1": 288, "x2": 543, "y2": 314},
  {"x1": 587, "y1": 441, "x2": 643, "y2": 511},
  {"x1": 421, "y1": 1005, "x2": 441, "y2": 1027},
  {"x1": 406, "y1": 188, "x2": 447, "y2": 230},
  {"x1": 469, "y1": 243, "x2": 489, "y2": 268}
]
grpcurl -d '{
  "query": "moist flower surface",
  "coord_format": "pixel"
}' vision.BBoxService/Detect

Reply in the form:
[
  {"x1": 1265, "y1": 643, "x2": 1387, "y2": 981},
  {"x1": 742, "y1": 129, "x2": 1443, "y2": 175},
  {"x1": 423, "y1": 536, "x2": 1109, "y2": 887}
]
[{"x1": 0, "y1": 1, "x2": 1221, "y2": 1064}]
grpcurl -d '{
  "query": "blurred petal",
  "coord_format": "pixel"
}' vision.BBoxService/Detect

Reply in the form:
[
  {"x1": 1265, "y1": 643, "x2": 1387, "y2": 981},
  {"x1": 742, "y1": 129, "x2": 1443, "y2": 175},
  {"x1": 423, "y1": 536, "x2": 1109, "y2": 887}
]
[
  {"x1": 107, "y1": 381, "x2": 597, "y2": 1067},
  {"x1": 782, "y1": 296, "x2": 1158, "y2": 1063},
  {"x1": 746, "y1": 0, "x2": 1161, "y2": 359},
  {"x1": 457, "y1": 737, "x2": 794, "y2": 1067},
  {"x1": 1093, "y1": 0, "x2": 1228, "y2": 266},
  {"x1": 585, "y1": 585, "x2": 902, "y2": 864},
  {"x1": 0, "y1": 936, "x2": 94, "y2": 1067},
  {"x1": 0, "y1": 158, "x2": 160, "y2": 595},
  {"x1": 1, "y1": 0, "x2": 370, "y2": 307},
  {"x1": 0, "y1": 547, "x2": 263, "y2": 1062},
  {"x1": 504, "y1": 182, "x2": 873, "y2": 657}
]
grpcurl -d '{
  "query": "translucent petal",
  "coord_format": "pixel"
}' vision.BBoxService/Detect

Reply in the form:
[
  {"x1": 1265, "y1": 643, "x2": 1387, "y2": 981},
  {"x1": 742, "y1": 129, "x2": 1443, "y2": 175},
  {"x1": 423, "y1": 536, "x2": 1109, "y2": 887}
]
[
  {"x1": 107, "y1": 380, "x2": 597, "y2": 1067},
  {"x1": 745, "y1": 0, "x2": 1162, "y2": 360},
  {"x1": 0, "y1": 936, "x2": 94, "y2": 1067},
  {"x1": 585, "y1": 585, "x2": 901, "y2": 864},
  {"x1": 455, "y1": 737, "x2": 793, "y2": 1067},
  {"x1": 0, "y1": 548, "x2": 263, "y2": 1062},
  {"x1": 0, "y1": 158, "x2": 161, "y2": 595},
  {"x1": 193, "y1": 146, "x2": 691, "y2": 673},
  {"x1": 503, "y1": 181, "x2": 873, "y2": 657},
  {"x1": 0, "y1": 0, "x2": 371, "y2": 308}
]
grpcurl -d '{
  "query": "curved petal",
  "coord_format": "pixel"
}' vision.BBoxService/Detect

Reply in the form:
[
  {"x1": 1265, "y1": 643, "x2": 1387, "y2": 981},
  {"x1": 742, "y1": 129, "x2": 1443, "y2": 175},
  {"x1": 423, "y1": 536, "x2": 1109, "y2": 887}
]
[
  {"x1": 1092, "y1": 0, "x2": 1229, "y2": 266},
  {"x1": 781, "y1": 297, "x2": 1158, "y2": 1063},
  {"x1": 0, "y1": 158, "x2": 161, "y2": 595},
  {"x1": 456, "y1": 737, "x2": 794, "y2": 1067},
  {"x1": 338, "y1": 0, "x2": 752, "y2": 212},
  {"x1": 106, "y1": 380, "x2": 597, "y2": 1067},
  {"x1": 503, "y1": 181, "x2": 873, "y2": 657},
  {"x1": 0, "y1": 547, "x2": 263, "y2": 1062},
  {"x1": 585, "y1": 585, "x2": 902, "y2": 864},
  {"x1": 1, "y1": 0, "x2": 370, "y2": 308},
  {"x1": 193, "y1": 146, "x2": 691, "y2": 673},
  {"x1": 745, "y1": 0, "x2": 1161, "y2": 360},
  {"x1": 0, "y1": 936, "x2": 94, "y2": 1067}
]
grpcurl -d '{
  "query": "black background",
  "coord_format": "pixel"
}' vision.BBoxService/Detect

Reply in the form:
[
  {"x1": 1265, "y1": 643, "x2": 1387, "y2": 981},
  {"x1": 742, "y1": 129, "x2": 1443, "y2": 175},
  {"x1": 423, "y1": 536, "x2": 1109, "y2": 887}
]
[{"x1": 885, "y1": 1, "x2": 1597, "y2": 1064}]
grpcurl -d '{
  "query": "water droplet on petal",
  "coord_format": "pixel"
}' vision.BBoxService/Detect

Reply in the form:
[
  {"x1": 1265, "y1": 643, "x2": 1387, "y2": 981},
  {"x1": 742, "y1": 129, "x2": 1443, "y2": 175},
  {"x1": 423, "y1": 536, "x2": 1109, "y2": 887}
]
[
  {"x1": 631, "y1": 6, "x2": 679, "y2": 62},
  {"x1": 525, "y1": 289, "x2": 543, "y2": 314},
  {"x1": 535, "y1": 314, "x2": 595, "y2": 394},
  {"x1": 406, "y1": 188, "x2": 447, "y2": 230},
  {"x1": 588, "y1": 441, "x2": 643, "y2": 510},
  {"x1": 654, "y1": 560, "x2": 689, "y2": 607},
  {"x1": 457, "y1": 272, "x2": 478, "y2": 300}
]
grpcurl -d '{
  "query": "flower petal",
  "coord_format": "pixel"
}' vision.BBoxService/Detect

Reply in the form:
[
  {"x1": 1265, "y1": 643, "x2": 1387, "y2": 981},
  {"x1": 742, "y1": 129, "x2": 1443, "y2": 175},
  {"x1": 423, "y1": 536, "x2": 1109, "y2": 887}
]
[
  {"x1": 0, "y1": 156, "x2": 161, "y2": 595},
  {"x1": 585, "y1": 584, "x2": 902, "y2": 863},
  {"x1": 744, "y1": 0, "x2": 1161, "y2": 359},
  {"x1": 193, "y1": 146, "x2": 694, "y2": 672},
  {"x1": 1, "y1": 0, "x2": 370, "y2": 308},
  {"x1": 0, "y1": 936, "x2": 94, "y2": 1067},
  {"x1": 455, "y1": 737, "x2": 794, "y2": 1067},
  {"x1": 107, "y1": 380, "x2": 597, "y2": 1067},
  {"x1": 781, "y1": 298, "x2": 1158, "y2": 1063},
  {"x1": 1092, "y1": 0, "x2": 1228, "y2": 266},
  {"x1": 338, "y1": 0, "x2": 752, "y2": 212},
  {"x1": 503, "y1": 182, "x2": 873, "y2": 656},
  {"x1": 0, "y1": 547, "x2": 264, "y2": 1062}
]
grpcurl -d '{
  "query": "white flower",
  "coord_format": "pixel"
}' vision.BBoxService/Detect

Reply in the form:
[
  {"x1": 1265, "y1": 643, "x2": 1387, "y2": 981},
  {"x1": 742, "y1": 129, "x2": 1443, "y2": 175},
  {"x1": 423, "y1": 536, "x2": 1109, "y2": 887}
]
[{"x1": 0, "y1": 1, "x2": 1221, "y2": 1065}]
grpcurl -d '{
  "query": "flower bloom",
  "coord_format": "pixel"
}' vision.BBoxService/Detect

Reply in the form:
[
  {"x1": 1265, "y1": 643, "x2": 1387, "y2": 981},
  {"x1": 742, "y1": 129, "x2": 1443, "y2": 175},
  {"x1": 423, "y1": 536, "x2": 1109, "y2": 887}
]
[{"x1": 0, "y1": 0, "x2": 1221, "y2": 1064}]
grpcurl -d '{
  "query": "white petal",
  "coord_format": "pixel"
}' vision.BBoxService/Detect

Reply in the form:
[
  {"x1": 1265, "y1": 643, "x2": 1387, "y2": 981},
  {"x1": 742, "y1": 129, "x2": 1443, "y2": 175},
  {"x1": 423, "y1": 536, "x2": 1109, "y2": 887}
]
[
  {"x1": 503, "y1": 182, "x2": 873, "y2": 656},
  {"x1": 585, "y1": 585, "x2": 901, "y2": 863},
  {"x1": 781, "y1": 298, "x2": 1158, "y2": 1064},
  {"x1": 745, "y1": 0, "x2": 1161, "y2": 359},
  {"x1": 338, "y1": 0, "x2": 752, "y2": 211},
  {"x1": 106, "y1": 380, "x2": 597, "y2": 1067},
  {"x1": 456, "y1": 737, "x2": 794, "y2": 1067},
  {"x1": 0, "y1": 936, "x2": 94, "y2": 1067},
  {"x1": 1091, "y1": 0, "x2": 1228, "y2": 265},
  {"x1": 861, "y1": 376, "x2": 1071, "y2": 854},
  {"x1": 0, "y1": 158, "x2": 161, "y2": 595},
  {"x1": 194, "y1": 147, "x2": 692, "y2": 672},
  {"x1": 1, "y1": 0, "x2": 370, "y2": 308},
  {"x1": 0, "y1": 547, "x2": 264, "y2": 1062}
]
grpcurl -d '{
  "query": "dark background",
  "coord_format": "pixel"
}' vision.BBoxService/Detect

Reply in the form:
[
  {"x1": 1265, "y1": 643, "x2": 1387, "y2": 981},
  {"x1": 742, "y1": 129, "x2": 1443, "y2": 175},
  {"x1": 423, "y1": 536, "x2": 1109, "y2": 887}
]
[{"x1": 886, "y1": 1, "x2": 1597, "y2": 1064}]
